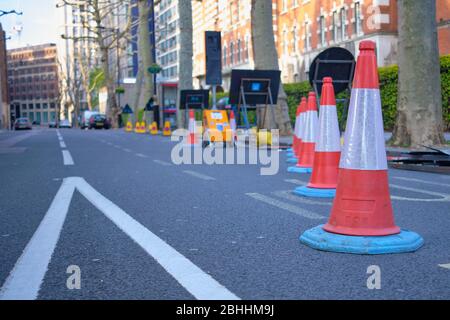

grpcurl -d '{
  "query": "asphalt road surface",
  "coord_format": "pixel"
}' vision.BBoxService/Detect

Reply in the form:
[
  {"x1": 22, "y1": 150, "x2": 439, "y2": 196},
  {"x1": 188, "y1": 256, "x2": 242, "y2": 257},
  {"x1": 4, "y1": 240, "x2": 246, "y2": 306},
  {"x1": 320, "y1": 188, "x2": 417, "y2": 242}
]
[{"x1": 0, "y1": 128, "x2": 449, "y2": 300}]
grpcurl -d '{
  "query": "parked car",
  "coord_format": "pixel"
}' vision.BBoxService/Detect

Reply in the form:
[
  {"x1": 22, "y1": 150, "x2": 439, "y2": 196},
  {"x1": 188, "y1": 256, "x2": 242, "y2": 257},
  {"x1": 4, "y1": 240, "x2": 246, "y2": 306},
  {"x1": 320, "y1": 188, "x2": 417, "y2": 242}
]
[
  {"x1": 59, "y1": 119, "x2": 72, "y2": 128},
  {"x1": 88, "y1": 114, "x2": 110, "y2": 129},
  {"x1": 80, "y1": 111, "x2": 99, "y2": 129},
  {"x1": 14, "y1": 118, "x2": 32, "y2": 130},
  {"x1": 48, "y1": 121, "x2": 57, "y2": 128}
]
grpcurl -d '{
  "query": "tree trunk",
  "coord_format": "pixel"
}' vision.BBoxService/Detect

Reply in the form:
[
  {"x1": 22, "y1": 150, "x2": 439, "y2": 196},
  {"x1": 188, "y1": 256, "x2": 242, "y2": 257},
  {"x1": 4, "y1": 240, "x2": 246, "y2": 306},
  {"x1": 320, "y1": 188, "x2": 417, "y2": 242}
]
[
  {"x1": 177, "y1": 0, "x2": 193, "y2": 128},
  {"x1": 134, "y1": 1, "x2": 154, "y2": 121},
  {"x1": 391, "y1": 0, "x2": 445, "y2": 148},
  {"x1": 250, "y1": 0, "x2": 292, "y2": 136}
]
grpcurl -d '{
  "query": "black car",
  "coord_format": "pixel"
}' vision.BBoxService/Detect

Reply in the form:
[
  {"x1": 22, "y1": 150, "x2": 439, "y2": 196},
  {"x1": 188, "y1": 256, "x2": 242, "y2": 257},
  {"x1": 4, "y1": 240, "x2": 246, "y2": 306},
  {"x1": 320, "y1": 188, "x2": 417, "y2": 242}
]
[{"x1": 88, "y1": 114, "x2": 111, "y2": 129}]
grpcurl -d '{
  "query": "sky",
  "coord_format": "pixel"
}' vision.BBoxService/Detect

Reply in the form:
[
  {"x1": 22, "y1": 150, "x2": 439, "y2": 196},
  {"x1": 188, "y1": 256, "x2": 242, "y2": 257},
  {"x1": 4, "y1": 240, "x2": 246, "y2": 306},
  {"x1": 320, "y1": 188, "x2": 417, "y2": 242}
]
[{"x1": 0, "y1": 0, "x2": 58, "y2": 49}]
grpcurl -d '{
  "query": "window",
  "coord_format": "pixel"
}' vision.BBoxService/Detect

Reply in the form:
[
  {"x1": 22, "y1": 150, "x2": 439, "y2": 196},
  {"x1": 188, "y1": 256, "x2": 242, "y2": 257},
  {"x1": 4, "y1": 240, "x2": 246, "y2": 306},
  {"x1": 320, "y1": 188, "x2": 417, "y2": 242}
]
[
  {"x1": 282, "y1": 0, "x2": 288, "y2": 12},
  {"x1": 223, "y1": 46, "x2": 227, "y2": 66},
  {"x1": 340, "y1": 8, "x2": 347, "y2": 40},
  {"x1": 319, "y1": 15, "x2": 326, "y2": 46},
  {"x1": 304, "y1": 22, "x2": 311, "y2": 50},
  {"x1": 332, "y1": 11, "x2": 338, "y2": 42},
  {"x1": 36, "y1": 103, "x2": 41, "y2": 109},
  {"x1": 283, "y1": 29, "x2": 288, "y2": 55},
  {"x1": 354, "y1": 2, "x2": 362, "y2": 35},
  {"x1": 293, "y1": 26, "x2": 298, "y2": 53},
  {"x1": 237, "y1": 39, "x2": 242, "y2": 63},
  {"x1": 229, "y1": 42, "x2": 234, "y2": 65},
  {"x1": 28, "y1": 104, "x2": 34, "y2": 110}
]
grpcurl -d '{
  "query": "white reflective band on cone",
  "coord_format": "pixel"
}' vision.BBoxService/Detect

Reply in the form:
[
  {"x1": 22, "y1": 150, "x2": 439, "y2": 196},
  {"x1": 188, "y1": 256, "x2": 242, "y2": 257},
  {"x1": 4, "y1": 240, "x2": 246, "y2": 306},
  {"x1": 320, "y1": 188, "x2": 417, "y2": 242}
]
[
  {"x1": 339, "y1": 89, "x2": 387, "y2": 170},
  {"x1": 189, "y1": 119, "x2": 195, "y2": 132},
  {"x1": 294, "y1": 116, "x2": 301, "y2": 138},
  {"x1": 301, "y1": 110, "x2": 319, "y2": 143},
  {"x1": 315, "y1": 105, "x2": 341, "y2": 152}
]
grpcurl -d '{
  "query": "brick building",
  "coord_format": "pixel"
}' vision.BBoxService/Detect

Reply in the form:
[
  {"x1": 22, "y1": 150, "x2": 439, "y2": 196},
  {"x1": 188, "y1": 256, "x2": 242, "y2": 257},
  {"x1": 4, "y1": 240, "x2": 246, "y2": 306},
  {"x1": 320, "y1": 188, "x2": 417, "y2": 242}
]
[
  {"x1": 7, "y1": 44, "x2": 60, "y2": 126},
  {"x1": 0, "y1": 24, "x2": 9, "y2": 129},
  {"x1": 191, "y1": 0, "x2": 450, "y2": 87}
]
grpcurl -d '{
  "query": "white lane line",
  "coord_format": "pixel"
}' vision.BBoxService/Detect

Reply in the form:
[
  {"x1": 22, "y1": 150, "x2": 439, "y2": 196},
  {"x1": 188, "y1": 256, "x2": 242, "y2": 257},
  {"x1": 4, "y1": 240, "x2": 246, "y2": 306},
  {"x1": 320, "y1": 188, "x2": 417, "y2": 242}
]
[
  {"x1": 284, "y1": 178, "x2": 308, "y2": 185},
  {"x1": 272, "y1": 190, "x2": 332, "y2": 206},
  {"x1": 0, "y1": 180, "x2": 76, "y2": 300},
  {"x1": 136, "y1": 153, "x2": 148, "y2": 158},
  {"x1": 123, "y1": 148, "x2": 132, "y2": 153},
  {"x1": 59, "y1": 141, "x2": 66, "y2": 148},
  {"x1": 62, "y1": 150, "x2": 74, "y2": 166},
  {"x1": 245, "y1": 193, "x2": 325, "y2": 220},
  {"x1": 183, "y1": 170, "x2": 216, "y2": 181},
  {"x1": 58, "y1": 136, "x2": 63, "y2": 141},
  {"x1": 390, "y1": 184, "x2": 450, "y2": 202},
  {"x1": 286, "y1": 178, "x2": 450, "y2": 202},
  {"x1": 73, "y1": 177, "x2": 239, "y2": 300},
  {"x1": 153, "y1": 159, "x2": 172, "y2": 166},
  {"x1": 438, "y1": 263, "x2": 450, "y2": 270},
  {"x1": 393, "y1": 176, "x2": 450, "y2": 188}
]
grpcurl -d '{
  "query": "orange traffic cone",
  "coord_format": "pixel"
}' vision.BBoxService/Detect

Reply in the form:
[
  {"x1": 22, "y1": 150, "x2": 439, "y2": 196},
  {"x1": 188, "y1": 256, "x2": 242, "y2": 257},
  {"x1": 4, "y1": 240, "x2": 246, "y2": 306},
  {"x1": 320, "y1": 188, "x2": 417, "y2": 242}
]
[
  {"x1": 294, "y1": 77, "x2": 341, "y2": 198},
  {"x1": 288, "y1": 92, "x2": 318, "y2": 173},
  {"x1": 287, "y1": 98, "x2": 306, "y2": 163},
  {"x1": 186, "y1": 109, "x2": 198, "y2": 146},
  {"x1": 163, "y1": 121, "x2": 171, "y2": 136},
  {"x1": 299, "y1": 41, "x2": 423, "y2": 254}
]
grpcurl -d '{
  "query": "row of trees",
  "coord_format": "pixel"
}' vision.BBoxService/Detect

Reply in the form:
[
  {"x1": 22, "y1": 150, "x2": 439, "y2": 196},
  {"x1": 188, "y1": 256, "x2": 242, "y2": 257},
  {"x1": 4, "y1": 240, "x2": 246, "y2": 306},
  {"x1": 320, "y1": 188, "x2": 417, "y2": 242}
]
[{"x1": 58, "y1": 0, "x2": 153, "y2": 128}]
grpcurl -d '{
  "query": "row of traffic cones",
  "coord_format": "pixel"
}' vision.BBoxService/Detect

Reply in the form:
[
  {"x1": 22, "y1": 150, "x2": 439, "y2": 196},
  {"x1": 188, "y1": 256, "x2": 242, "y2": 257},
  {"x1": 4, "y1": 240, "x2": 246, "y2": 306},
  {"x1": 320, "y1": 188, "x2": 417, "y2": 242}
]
[
  {"x1": 289, "y1": 41, "x2": 423, "y2": 255},
  {"x1": 125, "y1": 120, "x2": 172, "y2": 136}
]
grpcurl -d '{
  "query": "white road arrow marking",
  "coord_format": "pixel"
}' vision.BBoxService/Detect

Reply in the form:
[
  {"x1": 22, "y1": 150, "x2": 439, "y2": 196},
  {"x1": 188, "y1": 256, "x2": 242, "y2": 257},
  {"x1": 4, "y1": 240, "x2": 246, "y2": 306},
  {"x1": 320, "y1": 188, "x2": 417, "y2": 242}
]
[{"x1": 0, "y1": 177, "x2": 238, "y2": 301}]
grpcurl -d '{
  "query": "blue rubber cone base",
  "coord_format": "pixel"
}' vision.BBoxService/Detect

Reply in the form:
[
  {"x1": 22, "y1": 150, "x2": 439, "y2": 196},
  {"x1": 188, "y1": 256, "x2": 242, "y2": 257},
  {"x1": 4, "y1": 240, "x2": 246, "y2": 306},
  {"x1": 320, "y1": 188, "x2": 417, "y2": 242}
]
[
  {"x1": 293, "y1": 185, "x2": 336, "y2": 198},
  {"x1": 286, "y1": 148, "x2": 293, "y2": 152},
  {"x1": 300, "y1": 225, "x2": 424, "y2": 255},
  {"x1": 286, "y1": 157, "x2": 298, "y2": 163},
  {"x1": 287, "y1": 166, "x2": 312, "y2": 173},
  {"x1": 286, "y1": 152, "x2": 295, "y2": 157}
]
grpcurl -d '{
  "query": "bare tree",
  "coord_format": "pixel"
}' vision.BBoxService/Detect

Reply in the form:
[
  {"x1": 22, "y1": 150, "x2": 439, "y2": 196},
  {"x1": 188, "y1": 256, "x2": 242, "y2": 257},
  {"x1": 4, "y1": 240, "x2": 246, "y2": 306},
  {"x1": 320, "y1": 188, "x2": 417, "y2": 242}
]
[
  {"x1": 251, "y1": 0, "x2": 292, "y2": 135},
  {"x1": 57, "y1": 58, "x2": 82, "y2": 127},
  {"x1": 176, "y1": 0, "x2": 193, "y2": 128},
  {"x1": 133, "y1": 0, "x2": 154, "y2": 116},
  {"x1": 391, "y1": 0, "x2": 445, "y2": 148},
  {"x1": 58, "y1": 0, "x2": 133, "y2": 127}
]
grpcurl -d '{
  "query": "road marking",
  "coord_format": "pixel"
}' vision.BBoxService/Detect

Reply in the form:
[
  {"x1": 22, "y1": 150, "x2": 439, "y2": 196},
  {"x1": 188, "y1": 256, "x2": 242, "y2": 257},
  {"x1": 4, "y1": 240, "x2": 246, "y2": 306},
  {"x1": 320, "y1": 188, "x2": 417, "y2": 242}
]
[
  {"x1": 390, "y1": 184, "x2": 450, "y2": 202},
  {"x1": 393, "y1": 176, "x2": 450, "y2": 188},
  {"x1": 438, "y1": 263, "x2": 450, "y2": 270},
  {"x1": 123, "y1": 148, "x2": 131, "y2": 153},
  {"x1": 0, "y1": 178, "x2": 239, "y2": 300},
  {"x1": 59, "y1": 141, "x2": 66, "y2": 148},
  {"x1": 284, "y1": 178, "x2": 308, "y2": 185},
  {"x1": 0, "y1": 179, "x2": 76, "y2": 300},
  {"x1": 58, "y1": 136, "x2": 63, "y2": 141},
  {"x1": 183, "y1": 170, "x2": 216, "y2": 181},
  {"x1": 272, "y1": 190, "x2": 332, "y2": 206},
  {"x1": 153, "y1": 159, "x2": 172, "y2": 166},
  {"x1": 62, "y1": 150, "x2": 74, "y2": 165},
  {"x1": 286, "y1": 178, "x2": 450, "y2": 202},
  {"x1": 245, "y1": 193, "x2": 325, "y2": 220},
  {"x1": 136, "y1": 153, "x2": 148, "y2": 158}
]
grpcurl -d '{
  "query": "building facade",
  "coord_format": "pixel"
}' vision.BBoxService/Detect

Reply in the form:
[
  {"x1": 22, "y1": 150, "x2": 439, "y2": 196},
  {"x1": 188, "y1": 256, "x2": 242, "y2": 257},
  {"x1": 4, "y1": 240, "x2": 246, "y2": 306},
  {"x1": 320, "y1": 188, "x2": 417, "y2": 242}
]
[
  {"x1": 0, "y1": 24, "x2": 9, "y2": 129},
  {"x1": 191, "y1": 0, "x2": 450, "y2": 87},
  {"x1": 7, "y1": 44, "x2": 60, "y2": 126}
]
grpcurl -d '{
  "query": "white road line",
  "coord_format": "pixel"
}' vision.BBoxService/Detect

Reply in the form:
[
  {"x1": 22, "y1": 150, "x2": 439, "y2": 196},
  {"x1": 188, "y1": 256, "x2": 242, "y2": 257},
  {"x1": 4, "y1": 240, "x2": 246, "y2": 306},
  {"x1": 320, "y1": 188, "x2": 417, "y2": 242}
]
[
  {"x1": 153, "y1": 159, "x2": 172, "y2": 166},
  {"x1": 72, "y1": 178, "x2": 239, "y2": 300},
  {"x1": 62, "y1": 150, "x2": 74, "y2": 165},
  {"x1": 390, "y1": 184, "x2": 450, "y2": 202},
  {"x1": 393, "y1": 176, "x2": 450, "y2": 188},
  {"x1": 284, "y1": 178, "x2": 308, "y2": 185},
  {"x1": 245, "y1": 193, "x2": 325, "y2": 220},
  {"x1": 0, "y1": 180, "x2": 76, "y2": 300},
  {"x1": 58, "y1": 136, "x2": 63, "y2": 141},
  {"x1": 123, "y1": 148, "x2": 131, "y2": 153},
  {"x1": 59, "y1": 141, "x2": 66, "y2": 148},
  {"x1": 438, "y1": 263, "x2": 450, "y2": 270},
  {"x1": 272, "y1": 190, "x2": 332, "y2": 206},
  {"x1": 136, "y1": 153, "x2": 148, "y2": 158},
  {"x1": 183, "y1": 170, "x2": 216, "y2": 181}
]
